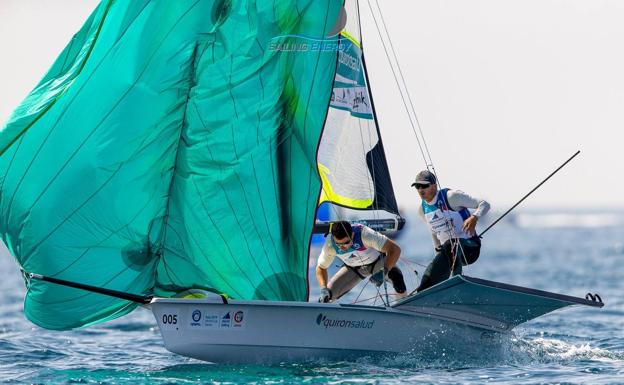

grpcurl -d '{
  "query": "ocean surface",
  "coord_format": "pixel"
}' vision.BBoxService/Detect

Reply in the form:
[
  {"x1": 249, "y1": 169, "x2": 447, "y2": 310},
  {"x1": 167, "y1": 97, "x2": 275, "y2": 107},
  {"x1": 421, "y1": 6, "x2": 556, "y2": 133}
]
[{"x1": 0, "y1": 209, "x2": 622, "y2": 384}]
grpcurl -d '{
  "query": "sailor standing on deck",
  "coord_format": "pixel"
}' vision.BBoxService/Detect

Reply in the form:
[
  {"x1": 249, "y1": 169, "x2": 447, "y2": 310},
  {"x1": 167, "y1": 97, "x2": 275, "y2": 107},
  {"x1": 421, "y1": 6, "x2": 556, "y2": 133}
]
[
  {"x1": 412, "y1": 170, "x2": 490, "y2": 292},
  {"x1": 316, "y1": 221, "x2": 407, "y2": 303}
]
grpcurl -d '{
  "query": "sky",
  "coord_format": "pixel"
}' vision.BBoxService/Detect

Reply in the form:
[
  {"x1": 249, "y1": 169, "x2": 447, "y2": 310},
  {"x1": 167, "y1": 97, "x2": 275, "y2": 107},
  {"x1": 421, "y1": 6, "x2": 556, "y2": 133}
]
[{"x1": 1, "y1": 0, "x2": 623, "y2": 211}]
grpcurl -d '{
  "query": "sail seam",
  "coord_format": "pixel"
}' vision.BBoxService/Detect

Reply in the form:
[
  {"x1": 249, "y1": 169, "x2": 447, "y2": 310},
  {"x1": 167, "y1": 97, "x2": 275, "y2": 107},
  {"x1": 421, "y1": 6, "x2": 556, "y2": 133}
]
[
  {"x1": 158, "y1": 206, "x2": 243, "y2": 299},
  {"x1": 249, "y1": 152, "x2": 296, "y2": 291},
  {"x1": 218, "y1": 182, "x2": 282, "y2": 299},
  {"x1": 195, "y1": 181, "x2": 261, "y2": 298},
  {"x1": 235, "y1": 165, "x2": 294, "y2": 296},
  {"x1": 57, "y1": 35, "x2": 77, "y2": 75},
  {"x1": 139, "y1": 3, "x2": 204, "y2": 267},
  {"x1": 0, "y1": 0, "x2": 114, "y2": 158},
  {"x1": 14, "y1": 3, "x2": 199, "y2": 255},
  {"x1": 228, "y1": 55, "x2": 240, "y2": 160},
  {"x1": 230, "y1": 173, "x2": 284, "y2": 298},
  {"x1": 248, "y1": 55, "x2": 292, "y2": 289},
  {"x1": 0, "y1": 136, "x2": 24, "y2": 232},
  {"x1": 3, "y1": 1, "x2": 120, "y2": 225},
  {"x1": 2, "y1": 1, "x2": 152, "y2": 217},
  {"x1": 190, "y1": 105, "x2": 277, "y2": 299}
]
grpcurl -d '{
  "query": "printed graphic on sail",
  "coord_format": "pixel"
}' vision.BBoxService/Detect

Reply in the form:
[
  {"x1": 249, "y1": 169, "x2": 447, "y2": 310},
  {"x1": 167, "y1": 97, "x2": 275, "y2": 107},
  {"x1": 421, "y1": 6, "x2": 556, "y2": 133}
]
[{"x1": 317, "y1": 7, "x2": 398, "y2": 215}]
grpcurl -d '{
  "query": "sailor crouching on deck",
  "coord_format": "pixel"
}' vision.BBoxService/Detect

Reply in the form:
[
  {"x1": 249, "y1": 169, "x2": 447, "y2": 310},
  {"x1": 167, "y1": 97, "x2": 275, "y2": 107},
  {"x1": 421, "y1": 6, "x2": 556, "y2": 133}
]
[
  {"x1": 316, "y1": 220, "x2": 406, "y2": 303},
  {"x1": 412, "y1": 170, "x2": 490, "y2": 292}
]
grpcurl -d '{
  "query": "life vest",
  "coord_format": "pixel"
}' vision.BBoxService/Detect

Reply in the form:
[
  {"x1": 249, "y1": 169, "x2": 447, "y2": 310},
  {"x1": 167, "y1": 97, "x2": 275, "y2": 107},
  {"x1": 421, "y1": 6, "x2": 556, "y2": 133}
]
[
  {"x1": 422, "y1": 188, "x2": 472, "y2": 244},
  {"x1": 331, "y1": 224, "x2": 380, "y2": 267}
]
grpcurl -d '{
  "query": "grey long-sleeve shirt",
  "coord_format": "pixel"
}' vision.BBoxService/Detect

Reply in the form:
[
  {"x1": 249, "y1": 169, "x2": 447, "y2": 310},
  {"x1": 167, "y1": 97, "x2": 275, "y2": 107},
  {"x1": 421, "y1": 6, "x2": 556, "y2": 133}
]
[{"x1": 417, "y1": 189, "x2": 490, "y2": 249}]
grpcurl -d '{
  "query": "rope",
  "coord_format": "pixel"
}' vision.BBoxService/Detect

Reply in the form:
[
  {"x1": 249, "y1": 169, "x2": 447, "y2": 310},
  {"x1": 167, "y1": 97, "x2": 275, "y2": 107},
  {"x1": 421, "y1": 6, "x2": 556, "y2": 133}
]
[
  {"x1": 353, "y1": 293, "x2": 404, "y2": 305},
  {"x1": 353, "y1": 274, "x2": 370, "y2": 304},
  {"x1": 364, "y1": 0, "x2": 430, "y2": 168},
  {"x1": 372, "y1": 0, "x2": 437, "y2": 173}
]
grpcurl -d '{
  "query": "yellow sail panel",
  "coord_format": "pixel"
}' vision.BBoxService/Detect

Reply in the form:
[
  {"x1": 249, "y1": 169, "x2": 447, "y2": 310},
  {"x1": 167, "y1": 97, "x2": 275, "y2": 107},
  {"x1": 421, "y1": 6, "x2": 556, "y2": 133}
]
[{"x1": 318, "y1": 163, "x2": 374, "y2": 208}]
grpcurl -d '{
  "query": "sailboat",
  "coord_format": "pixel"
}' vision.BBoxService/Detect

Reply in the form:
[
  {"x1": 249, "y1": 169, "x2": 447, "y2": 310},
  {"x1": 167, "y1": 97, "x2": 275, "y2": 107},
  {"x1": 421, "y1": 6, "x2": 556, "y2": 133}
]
[{"x1": 0, "y1": 0, "x2": 602, "y2": 363}]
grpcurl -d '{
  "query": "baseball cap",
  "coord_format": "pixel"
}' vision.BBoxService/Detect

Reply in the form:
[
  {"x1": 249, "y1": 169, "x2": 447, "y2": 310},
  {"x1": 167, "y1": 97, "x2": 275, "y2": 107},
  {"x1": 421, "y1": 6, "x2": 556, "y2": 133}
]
[{"x1": 410, "y1": 170, "x2": 437, "y2": 187}]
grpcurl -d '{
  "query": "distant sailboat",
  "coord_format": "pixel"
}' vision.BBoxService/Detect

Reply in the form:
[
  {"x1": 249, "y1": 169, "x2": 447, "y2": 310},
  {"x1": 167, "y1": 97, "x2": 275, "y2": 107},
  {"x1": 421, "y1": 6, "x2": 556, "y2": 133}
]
[{"x1": 0, "y1": 0, "x2": 601, "y2": 363}]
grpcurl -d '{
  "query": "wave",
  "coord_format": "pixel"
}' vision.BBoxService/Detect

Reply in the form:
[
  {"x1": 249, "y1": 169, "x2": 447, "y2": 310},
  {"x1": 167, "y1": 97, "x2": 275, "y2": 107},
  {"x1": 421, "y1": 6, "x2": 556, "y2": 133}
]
[
  {"x1": 511, "y1": 336, "x2": 623, "y2": 363},
  {"x1": 332, "y1": 334, "x2": 624, "y2": 369}
]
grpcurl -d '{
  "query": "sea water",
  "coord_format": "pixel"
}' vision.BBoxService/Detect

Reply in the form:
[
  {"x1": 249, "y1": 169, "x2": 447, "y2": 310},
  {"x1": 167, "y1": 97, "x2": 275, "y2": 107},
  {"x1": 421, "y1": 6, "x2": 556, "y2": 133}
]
[{"x1": 0, "y1": 209, "x2": 622, "y2": 384}]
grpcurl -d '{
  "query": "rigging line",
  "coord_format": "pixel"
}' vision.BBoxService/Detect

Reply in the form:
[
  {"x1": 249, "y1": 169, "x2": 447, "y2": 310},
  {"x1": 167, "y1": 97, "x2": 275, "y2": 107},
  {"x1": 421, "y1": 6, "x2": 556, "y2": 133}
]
[
  {"x1": 359, "y1": 0, "x2": 395, "y2": 241},
  {"x1": 353, "y1": 275, "x2": 370, "y2": 304},
  {"x1": 478, "y1": 150, "x2": 581, "y2": 238},
  {"x1": 352, "y1": 295, "x2": 378, "y2": 304},
  {"x1": 374, "y1": 285, "x2": 389, "y2": 307},
  {"x1": 400, "y1": 257, "x2": 428, "y2": 269},
  {"x1": 352, "y1": 293, "x2": 401, "y2": 305},
  {"x1": 372, "y1": 0, "x2": 436, "y2": 170},
  {"x1": 364, "y1": 0, "x2": 428, "y2": 167},
  {"x1": 448, "y1": 239, "x2": 458, "y2": 279},
  {"x1": 368, "y1": 0, "x2": 447, "y2": 188},
  {"x1": 356, "y1": 0, "x2": 364, "y2": 46}
]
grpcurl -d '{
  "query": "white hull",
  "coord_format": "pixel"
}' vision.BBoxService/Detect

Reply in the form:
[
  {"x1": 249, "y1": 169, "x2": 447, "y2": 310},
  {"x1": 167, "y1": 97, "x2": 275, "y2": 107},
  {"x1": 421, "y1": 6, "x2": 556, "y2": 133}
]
[
  {"x1": 150, "y1": 275, "x2": 602, "y2": 363},
  {"x1": 151, "y1": 299, "x2": 503, "y2": 363}
]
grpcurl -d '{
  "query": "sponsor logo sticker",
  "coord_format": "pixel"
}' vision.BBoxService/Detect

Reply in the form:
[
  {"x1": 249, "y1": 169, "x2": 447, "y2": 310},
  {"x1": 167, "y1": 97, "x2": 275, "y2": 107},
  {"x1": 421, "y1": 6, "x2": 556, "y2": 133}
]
[
  {"x1": 316, "y1": 313, "x2": 375, "y2": 330},
  {"x1": 232, "y1": 310, "x2": 245, "y2": 328},
  {"x1": 221, "y1": 312, "x2": 231, "y2": 328},
  {"x1": 190, "y1": 309, "x2": 202, "y2": 327},
  {"x1": 185, "y1": 308, "x2": 247, "y2": 330}
]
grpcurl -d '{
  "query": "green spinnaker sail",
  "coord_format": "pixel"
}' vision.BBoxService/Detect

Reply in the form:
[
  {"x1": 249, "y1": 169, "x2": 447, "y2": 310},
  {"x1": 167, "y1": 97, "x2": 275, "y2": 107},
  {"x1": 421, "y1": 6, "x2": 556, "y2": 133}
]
[{"x1": 0, "y1": 0, "x2": 343, "y2": 330}]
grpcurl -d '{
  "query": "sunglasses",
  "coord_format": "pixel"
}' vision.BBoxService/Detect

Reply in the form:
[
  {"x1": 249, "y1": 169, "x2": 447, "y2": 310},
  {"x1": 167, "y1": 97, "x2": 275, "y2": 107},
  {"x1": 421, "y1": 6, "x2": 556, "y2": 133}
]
[
  {"x1": 414, "y1": 183, "x2": 431, "y2": 190},
  {"x1": 334, "y1": 238, "x2": 352, "y2": 246}
]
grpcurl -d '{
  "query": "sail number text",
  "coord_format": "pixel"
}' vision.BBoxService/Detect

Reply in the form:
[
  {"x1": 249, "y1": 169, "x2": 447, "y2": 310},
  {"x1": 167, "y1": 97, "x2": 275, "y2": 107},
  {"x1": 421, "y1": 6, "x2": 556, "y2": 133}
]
[{"x1": 162, "y1": 314, "x2": 178, "y2": 325}]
